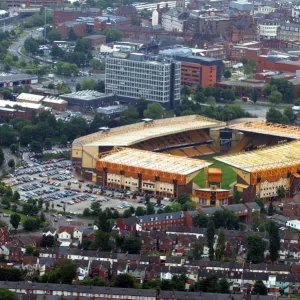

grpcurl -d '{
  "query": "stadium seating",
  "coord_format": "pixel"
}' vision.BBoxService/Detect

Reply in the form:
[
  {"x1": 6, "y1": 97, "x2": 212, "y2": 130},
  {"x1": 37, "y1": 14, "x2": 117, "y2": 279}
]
[
  {"x1": 182, "y1": 147, "x2": 199, "y2": 157},
  {"x1": 195, "y1": 145, "x2": 214, "y2": 155},
  {"x1": 169, "y1": 149, "x2": 186, "y2": 156},
  {"x1": 230, "y1": 137, "x2": 250, "y2": 153}
]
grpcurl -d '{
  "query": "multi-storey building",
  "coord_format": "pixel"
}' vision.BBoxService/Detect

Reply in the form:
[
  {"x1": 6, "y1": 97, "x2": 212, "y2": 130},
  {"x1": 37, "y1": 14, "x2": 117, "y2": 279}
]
[
  {"x1": 278, "y1": 23, "x2": 300, "y2": 42},
  {"x1": 257, "y1": 20, "x2": 279, "y2": 40},
  {"x1": 105, "y1": 52, "x2": 181, "y2": 109}
]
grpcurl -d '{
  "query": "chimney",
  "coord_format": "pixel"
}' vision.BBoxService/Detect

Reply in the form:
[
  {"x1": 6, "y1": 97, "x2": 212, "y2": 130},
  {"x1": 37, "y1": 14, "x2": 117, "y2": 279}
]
[{"x1": 157, "y1": 4, "x2": 160, "y2": 10}]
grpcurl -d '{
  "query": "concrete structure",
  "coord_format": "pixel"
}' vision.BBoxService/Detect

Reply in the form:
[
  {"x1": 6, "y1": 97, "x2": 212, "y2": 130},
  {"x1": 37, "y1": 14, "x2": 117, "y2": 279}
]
[
  {"x1": 278, "y1": 23, "x2": 300, "y2": 42},
  {"x1": 95, "y1": 148, "x2": 210, "y2": 197},
  {"x1": 287, "y1": 220, "x2": 300, "y2": 230},
  {"x1": 60, "y1": 91, "x2": 116, "y2": 109},
  {"x1": 6, "y1": 0, "x2": 65, "y2": 6},
  {"x1": 105, "y1": 52, "x2": 181, "y2": 109},
  {"x1": 161, "y1": 9, "x2": 189, "y2": 32},
  {"x1": 97, "y1": 105, "x2": 128, "y2": 117}
]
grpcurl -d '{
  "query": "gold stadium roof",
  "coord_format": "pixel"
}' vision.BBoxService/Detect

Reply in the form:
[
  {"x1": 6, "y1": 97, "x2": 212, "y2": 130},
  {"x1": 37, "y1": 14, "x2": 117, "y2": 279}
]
[
  {"x1": 73, "y1": 115, "x2": 225, "y2": 147},
  {"x1": 229, "y1": 121, "x2": 300, "y2": 140},
  {"x1": 97, "y1": 147, "x2": 211, "y2": 176},
  {"x1": 214, "y1": 140, "x2": 300, "y2": 173}
]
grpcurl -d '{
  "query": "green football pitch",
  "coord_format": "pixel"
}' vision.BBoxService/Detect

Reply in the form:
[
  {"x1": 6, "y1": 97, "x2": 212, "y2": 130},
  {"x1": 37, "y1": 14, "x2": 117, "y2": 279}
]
[{"x1": 193, "y1": 155, "x2": 237, "y2": 190}]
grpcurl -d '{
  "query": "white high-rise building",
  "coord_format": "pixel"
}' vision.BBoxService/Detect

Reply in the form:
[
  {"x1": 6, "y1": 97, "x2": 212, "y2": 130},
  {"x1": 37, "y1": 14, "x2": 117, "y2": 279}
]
[{"x1": 105, "y1": 52, "x2": 181, "y2": 109}]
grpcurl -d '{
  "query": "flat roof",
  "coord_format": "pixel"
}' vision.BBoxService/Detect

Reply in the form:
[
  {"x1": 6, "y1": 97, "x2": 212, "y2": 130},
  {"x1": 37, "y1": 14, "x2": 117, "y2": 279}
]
[
  {"x1": 214, "y1": 140, "x2": 300, "y2": 173},
  {"x1": 229, "y1": 121, "x2": 300, "y2": 139},
  {"x1": 98, "y1": 148, "x2": 211, "y2": 176},
  {"x1": 42, "y1": 97, "x2": 68, "y2": 105},
  {"x1": 219, "y1": 80, "x2": 264, "y2": 88},
  {"x1": 0, "y1": 74, "x2": 38, "y2": 82},
  {"x1": 61, "y1": 90, "x2": 114, "y2": 101},
  {"x1": 17, "y1": 93, "x2": 44, "y2": 103},
  {"x1": 0, "y1": 100, "x2": 43, "y2": 110},
  {"x1": 73, "y1": 115, "x2": 225, "y2": 147}
]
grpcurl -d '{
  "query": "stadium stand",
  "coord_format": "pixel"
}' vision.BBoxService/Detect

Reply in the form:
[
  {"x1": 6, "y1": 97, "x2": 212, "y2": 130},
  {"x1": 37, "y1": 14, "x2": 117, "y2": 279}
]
[
  {"x1": 230, "y1": 137, "x2": 250, "y2": 153},
  {"x1": 195, "y1": 145, "x2": 215, "y2": 155},
  {"x1": 169, "y1": 148, "x2": 186, "y2": 156},
  {"x1": 182, "y1": 147, "x2": 199, "y2": 157}
]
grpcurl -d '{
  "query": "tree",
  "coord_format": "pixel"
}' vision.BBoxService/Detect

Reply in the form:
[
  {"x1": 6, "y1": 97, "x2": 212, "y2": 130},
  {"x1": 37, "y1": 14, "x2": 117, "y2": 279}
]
[
  {"x1": 47, "y1": 29, "x2": 61, "y2": 42},
  {"x1": 44, "y1": 138, "x2": 52, "y2": 150},
  {"x1": 194, "y1": 92, "x2": 206, "y2": 103},
  {"x1": 0, "y1": 148, "x2": 4, "y2": 166},
  {"x1": 68, "y1": 27, "x2": 77, "y2": 41},
  {"x1": 103, "y1": 28, "x2": 122, "y2": 43},
  {"x1": 57, "y1": 259, "x2": 79, "y2": 284},
  {"x1": 121, "y1": 237, "x2": 142, "y2": 254},
  {"x1": 223, "y1": 70, "x2": 231, "y2": 79},
  {"x1": 23, "y1": 218, "x2": 40, "y2": 232},
  {"x1": 276, "y1": 186, "x2": 286, "y2": 201},
  {"x1": 76, "y1": 277, "x2": 108, "y2": 286},
  {"x1": 283, "y1": 106, "x2": 296, "y2": 123},
  {"x1": 215, "y1": 228, "x2": 226, "y2": 261},
  {"x1": 8, "y1": 159, "x2": 15, "y2": 169},
  {"x1": 268, "y1": 202, "x2": 274, "y2": 216},
  {"x1": 76, "y1": 83, "x2": 81, "y2": 91},
  {"x1": 45, "y1": 201, "x2": 49, "y2": 211},
  {"x1": 207, "y1": 218, "x2": 215, "y2": 261},
  {"x1": 81, "y1": 78, "x2": 97, "y2": 90},
  {"x1": 0, "y1": 267, "x2": 21, "y2": 281},
  {"x1": 10, "y1": 213, "x2": 21, "y2": 232},
  {"x1": 0, "y1": 288, "x2": 18, "y2": 300},
  {"x1": 13, "y1": 191, "x2": 20, "y2": 202},
  {"x1": 253, "y1": 280, "x2": 268, "y2": 295},
  {"x1": 171, "y1": 202, "x2": 181, "y2": 212},
  {"x1": 251, "y1": 88, "x2": 258, "y2": 103},
  {"x1": 40, "y1": 211, "x2": 46, "y2": 223},
  {"x1": 268, "y1": 90, "x2": 282, "y2": 105},
  {"x1": 268, "y1": 221, "x2": 280, "y2": 263},
  {"x1": 83, "y1": 208, "x2": 91, "y2": 217},
  {"x1": 123, "y1": 208, "x2": 132, "y2": 218},
  {"x1": 9, "y1": 144, "x2": 16, "y2": 154},
  {"x1": 232, "y1": 190, "x2": 241, "y2": 204},
  {"x1": 246, "y1": 234, "x2": 265, "y2": 264},
  {"x1": 146, "y1": 203, "x2": 155, "y2": 215},
  {"x1": 266, "y1": 108, "x2": 283, "y2": 124},
  {"x1": 60, "y1": 134, "x2": 68, "y2": 146},
  {"x1": 143, "y1": 103, "x2": 164, "y2": 119},
  {"x1": 113, "y1": 274, "x2": 135, "y2": 288},
  {"x1": 193, "y1": 214, "x2": 208, "y2": 228},
  {"x1": 135, "y1": 206, "x2": 146, "y2": 216},
  {"x1": 89, "y1": 58, "x2": 105, "y2": 71},
  {"x1": 189, "y1": 241, "x2": 203, "y2": 260},
  {"x1": 251, "y1": 211, "x2": 260, "y2": 232},
  {"x1": 181, "y1": 86, "x2": 191, "y2": 96},
  {"x1": 30, "y1": 141, "x2": 43, "y2": 154},
  {"x1": 40, "y1": 235, "x2": 55, "y2": 247},
  {"x1": 24, "y1": 37, "x2": 39, "y2": 55}
]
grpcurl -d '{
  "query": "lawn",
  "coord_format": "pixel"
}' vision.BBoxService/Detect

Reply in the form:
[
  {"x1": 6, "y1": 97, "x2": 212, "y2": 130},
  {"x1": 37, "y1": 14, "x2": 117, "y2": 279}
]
[
  {"x1": 193, "y1": 156, "x2": 237, "y2": 190},
  {"x1": 2, "y1": 209, "x2": 27, "y2": 223}
]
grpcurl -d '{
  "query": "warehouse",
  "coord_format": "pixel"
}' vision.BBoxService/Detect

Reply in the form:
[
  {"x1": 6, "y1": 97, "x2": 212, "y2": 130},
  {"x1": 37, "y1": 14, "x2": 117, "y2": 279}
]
[
  {"x1": 0, "y1": 74, "x2": 38, "y2": 88},
  {"x1": 94, "y1": 147, "x2": 210, "y2": 197}
]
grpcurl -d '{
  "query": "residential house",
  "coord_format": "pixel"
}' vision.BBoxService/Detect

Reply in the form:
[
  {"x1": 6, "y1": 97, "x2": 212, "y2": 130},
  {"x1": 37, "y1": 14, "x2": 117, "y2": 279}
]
[
  {"x1": 0, "y1": 227, "x2": 9, "y2": 245},
  {"x1": 43, "y1": 227, "x2": 57, "y2": 237},
  {"x1": 39, "y1": 257, "x2": 55, "y2": 276},
  {"x1": 0, "y1": 244, "x2": 23, "y2": 262},
  {"x1": 22, "y1": 256, "x2": 39, "y2": 276},
  {"x1": 116, "y1": 216, "x2": 140, "y2": 231},
  {"x1": 89, "y1": 260, "x2": 110, "y2": 280},
  {"x1": 57, "y1": 226, "x2": 74, "y2": 242}
]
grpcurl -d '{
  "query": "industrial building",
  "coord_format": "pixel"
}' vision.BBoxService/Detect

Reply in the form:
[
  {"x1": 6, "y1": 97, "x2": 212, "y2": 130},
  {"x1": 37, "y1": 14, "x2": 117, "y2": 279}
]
[
  {"x1": 16, "y1": 93, "x2": 68, "y2": 111},
  {"x1": 95, "y1": 147, "x2": 210, "y2": 197},
  {"x1": 105, "y1": 52, "x2": 181, "y2": 109},
  {"x1": 0, "y1": 74, "x2": 38, "y2": 88},
  {"x1": 60, "y1": 91, "x2": 116, "y2": 109}
]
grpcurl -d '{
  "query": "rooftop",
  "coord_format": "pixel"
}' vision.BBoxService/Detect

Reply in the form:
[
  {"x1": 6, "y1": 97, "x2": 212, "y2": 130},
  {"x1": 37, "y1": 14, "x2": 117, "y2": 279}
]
[
  {"x1": 42, "y1": 97, "x2": 68, "y2": 105},
  {"x1": 0, "y1": 74, "x2": 38, "y2": 82},
  {"x1": 17, "y1": 93, "x2": 44, "y2": 103},
  {"x1": 61, "y1": 90, "x2": 113, "y2": 101},
  {"x1": 97, "y1": 147, "x2": 210, "y2": 177},
  {"x1": 73, "y1": 115, "x2": 224, "y2": 147},
  {"x1": 0, "y1": 100, "x2": 43, "y2": 110},
  {"x1": 214, "y1": 140, "x2": 300, "y2": 173},
  {"x1": 228, "y1": 121, "x2": 300, "y2": 139}
]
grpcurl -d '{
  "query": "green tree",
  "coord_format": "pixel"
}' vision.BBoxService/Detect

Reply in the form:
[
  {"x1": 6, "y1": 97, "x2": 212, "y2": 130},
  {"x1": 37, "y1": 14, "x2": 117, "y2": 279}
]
[
  {"x1": 0, "y1": 268, "x2": 21, "y2": 281},
  {"x1": 135, "y1": 206, "x2": 146, "y2": 216},
  {"x1": 44, "y1": 138, "x2": 52, "y2": 150},
  {"x1": 30, "y1": 141, "x2": 43, "y2": 154},
  {"x1": 0, "y1": 148, "x2": 4, "y2": 166},
  {"x1": 232, "y1": 190, "x2": 241, "y2": 204},
  {"x1": 251, "y1": 211, "x2": 260, "y2": 232},
  {"x1": 113, "y1": 274, "x2": 135, "y2": 288},
  {"x1": 146, "y1": 203, "x2": 155, "y2": 215},
  {"x1": 207, "y1": 218, "x2": 215, "y2": 261},
  {"x1": 253, "y1": 280, "x2": 268, "y2": 295},
  {"x1": 60, "y1": 134, "x2": 68, "y2": 146},
  {"x1": 13, "y1": 191, "x2": 20, "y2": 202},
  {"x1": 246, "y1": 234, "x2": 265, "y2": 264},
  {"x1": 47, "y1": 29, "x2": 61, "y2": 42},
  {"x1": 121, "y1": 236, "x2": 142, "y2": 254},
  {"x1": 143, "y1": 103, "x2": 164, "y2": 119},
  {"x1": 24, "y1": 37, "x2": 39, "y2": 55},
  {"x1": 90, "y1": 202, "x2": 101, "y2": 215},
  {"x1": 103, "y1": 28, "x2": 122, "y2": 43},
  {"x1": 23, "y1": 218, "x2": 40, "y2": 231},
  {"x1": 57, "y1": 259, "x2": 79, "y2": 284},
  {"x1": 276, "y1": 186, "x2": 286, "y2": 201},
  {"x1": 0, "y1": 288, "x2": 18, "y2": 300},
  {"x1": 215, "y1": 228, "x2": 226, "y2": 261},
  {"x1": 8, "y1": 159, "x2": 15, "y2": 169},
  {"x1": 68, "y1": 27, "x2": 77, "y2": 41},
  {"x1": 83, "y1": 208, "x2": 91, "y2": 217},
  {"x1": 268, "y1": 90, "x2": 282, "y2": 105},
  {"x1": 193, "y1": 214, "x2": 208, "y2": 227},
  {"x1": 223, "y1": 70, "x2": 231, "y2": 79},
  {"x1": 268, "y1": 202, "x2": 274, "y2": 216},
  {"x1": 181, "y1": 86, "x2": 191, "y2": 96},
  {"x1": 89, "y1": 58, "x2": 105, "y2": 71},
  {"x1": 9, "y1": 144, "x2": 16, "y2": 154},
  {"x1": 10, "y1": 213, "x2": 21, "y2": 232},
  {"x1": 251, "y1": 88, "x2": 258, "y2": 103},
  {"x1": 189, "y1": 241, "x2": 203, "y2": 260},
  {"x1": 266, "y1": 108, "x2": 283, "y2": 123},
  {"x1": 81, "y1": 78, "x2": 97, "y2": 90},
  {"x1": 268, "y1": 221, "x2": 280, "y2": 263},
  {"x1": 194, "y1": 92, "x2": 206, "y2": 103},
  {"x1": 123, "y1": 208, "x2": 132, "y2": 218},
  {"x1": 283, "y1": 106, "x2": 296, "y2": 123},
  {"x1": 40, "y1": 235, "x2": 55, "y2": 247}
]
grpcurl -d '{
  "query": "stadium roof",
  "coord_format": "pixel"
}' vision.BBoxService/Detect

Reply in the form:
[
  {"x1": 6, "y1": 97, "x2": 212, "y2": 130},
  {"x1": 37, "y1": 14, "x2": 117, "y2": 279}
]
[
  {"x1": 229, "y1": 121, "x2": 300, "y2": 140},
  {"x1": 97, "y1": 148, "x2": 211, "y2": 176},
  {"x1": 73, "y1": 115, "x2": 225, "y2": 147},
  {"x1": 214, "y1": 140, "x2": 300, "y2": 173}
]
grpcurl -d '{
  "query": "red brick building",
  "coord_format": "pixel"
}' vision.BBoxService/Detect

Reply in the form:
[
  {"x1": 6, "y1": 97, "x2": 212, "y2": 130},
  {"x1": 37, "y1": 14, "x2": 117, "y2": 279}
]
[
  {"x1": 83, "y1": 35, "x2": 107, "y2": 49},
  {"x1": 0, "y1": 228, "x2": 9, "y2": 245},
  {"x1": 257, "y1": 55, "x2": 300, "y2": 73},
  {"x1": 230, "y1": 46, "x2": 262, "y2": 62},
  {"x1": 57, "y1": 22, "x2": 86, "y2": 39},
  {"x1": 283, "y1": 202, "x2": 300, "y2": 219},
  {"x1": 53, "y1": 7, "x2": 102, "y2": 27},
  {"x1": 115, "y1": 5, "x2": 138, "y2": 18}
]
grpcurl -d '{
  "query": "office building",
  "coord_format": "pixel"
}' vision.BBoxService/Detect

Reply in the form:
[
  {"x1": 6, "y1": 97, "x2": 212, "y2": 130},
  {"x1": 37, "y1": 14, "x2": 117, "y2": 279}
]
[
  {"x1": 105, "y1": 52, "x2": 181, "y2": 109},
  {"x1": 174, "y1": 55, "x2": 222, "y2": 87}
]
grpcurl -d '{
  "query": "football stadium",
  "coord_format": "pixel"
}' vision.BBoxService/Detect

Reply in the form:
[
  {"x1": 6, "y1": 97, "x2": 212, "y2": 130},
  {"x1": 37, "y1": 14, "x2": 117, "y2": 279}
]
[{"x1": 72, "y1": 116, "x2": 300, "y2": 202}]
